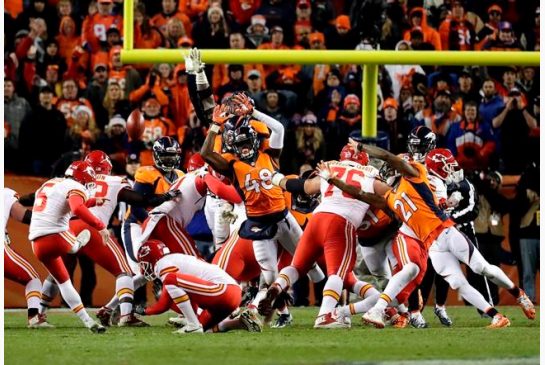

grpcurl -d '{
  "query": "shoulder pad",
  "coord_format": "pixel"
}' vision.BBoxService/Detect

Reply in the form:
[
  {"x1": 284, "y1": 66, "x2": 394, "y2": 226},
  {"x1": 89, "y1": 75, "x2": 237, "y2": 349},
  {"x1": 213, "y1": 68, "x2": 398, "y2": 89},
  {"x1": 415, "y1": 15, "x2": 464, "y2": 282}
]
[{"x1": 135, "y1": 166, "x2": 161, "y2": 184}]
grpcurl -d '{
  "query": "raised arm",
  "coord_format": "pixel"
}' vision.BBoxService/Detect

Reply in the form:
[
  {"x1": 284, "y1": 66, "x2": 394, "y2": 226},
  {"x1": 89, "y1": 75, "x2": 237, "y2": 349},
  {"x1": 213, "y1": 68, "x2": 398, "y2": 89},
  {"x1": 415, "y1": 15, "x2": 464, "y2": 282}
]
[
  {"x1": 349, "y1": 138, "x2": 419, "y2": 178},
  {"x1": 271, "y1": 173, "x2": 321, "y2": 195}
]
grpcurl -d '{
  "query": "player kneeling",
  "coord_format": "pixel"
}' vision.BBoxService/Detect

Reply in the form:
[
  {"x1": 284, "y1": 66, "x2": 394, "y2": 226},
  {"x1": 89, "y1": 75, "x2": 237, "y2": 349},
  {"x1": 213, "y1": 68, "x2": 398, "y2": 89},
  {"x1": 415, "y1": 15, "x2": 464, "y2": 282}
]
[{"x1": 135, "y1": 240, "x2": 262, "y2": 334}]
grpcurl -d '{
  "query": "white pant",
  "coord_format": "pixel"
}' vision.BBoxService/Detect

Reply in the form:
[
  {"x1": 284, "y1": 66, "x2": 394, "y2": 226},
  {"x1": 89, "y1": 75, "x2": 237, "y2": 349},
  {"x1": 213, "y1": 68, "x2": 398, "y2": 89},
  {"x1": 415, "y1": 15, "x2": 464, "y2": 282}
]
[
  {"x1": 204, "y1": 195, "x2": 232, "y2": 248},
  {"x1": 360, "y1": 235, "x2": 393, "y2": 280}
]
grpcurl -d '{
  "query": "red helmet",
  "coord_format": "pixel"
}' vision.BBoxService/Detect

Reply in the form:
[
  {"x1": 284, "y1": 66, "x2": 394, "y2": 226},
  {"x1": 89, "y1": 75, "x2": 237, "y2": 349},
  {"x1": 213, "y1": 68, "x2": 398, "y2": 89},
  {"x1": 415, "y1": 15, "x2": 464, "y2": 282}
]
[
  {"x1": 187, "y1": 153, "x2": 205, "y2": 172},
  {"x1": 425, "y1": 148, "x2": 458, "y2": 181},
  {"x1": 84, "y1": 150, "x2": 113, "y2": 175},
  {"x1": 137, "y1": 239, "x2": 171, "y2": 280},
  {"x1": 65, "y1": 161, "x2": 96, "y2": 186},
  {"x1": 340, "y1": 144, "x2": 369, "y2": 166}
]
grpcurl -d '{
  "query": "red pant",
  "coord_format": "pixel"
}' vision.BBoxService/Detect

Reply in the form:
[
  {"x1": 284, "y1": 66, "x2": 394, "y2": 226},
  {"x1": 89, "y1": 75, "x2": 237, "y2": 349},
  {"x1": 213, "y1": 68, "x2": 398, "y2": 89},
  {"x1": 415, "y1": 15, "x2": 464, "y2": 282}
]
[
  {"x1": 32, "y1": 231, "x2": 78, "y2": 283},
  {"x1": 5, "y1": 244, "x2": 40, "y2": 285},
  {"x1": 154, "y1": 272, "x2": 241, "y2": 331},
  {"x1": 212, "y1": 229, "x2": 292, "y2": 283},
  {"x1": 147, "y1": 216, "x2": 200, "y2": 257},
  {"x1": 391, "y1": 232, "x2": 428, "y2": 303},
  {"x1": 291, "y1": 212, "x2": 356, "y2": 284},
  {"x1": 70, "y1": 219, "x2": 133, "y2": 276}
]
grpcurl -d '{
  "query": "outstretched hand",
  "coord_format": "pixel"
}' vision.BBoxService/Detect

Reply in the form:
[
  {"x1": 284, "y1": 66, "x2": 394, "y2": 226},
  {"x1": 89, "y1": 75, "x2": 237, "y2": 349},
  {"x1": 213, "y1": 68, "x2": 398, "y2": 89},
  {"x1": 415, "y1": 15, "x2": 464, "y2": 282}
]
[
  {"x1": 184, "y1": 47, "x2": 205, "y2": 74},
  {"x1": 316, "y1": 161, "x2": 337, "y2": 181},
  {"x1": 348, "y1": 138, "x2": 361, "y2": 152},
  {"x1": 231, "y1": 93, "x2": 254, "y2": 116},
  {"x1": 212, "y1": 104, "x2": 234, "y2": 125}
]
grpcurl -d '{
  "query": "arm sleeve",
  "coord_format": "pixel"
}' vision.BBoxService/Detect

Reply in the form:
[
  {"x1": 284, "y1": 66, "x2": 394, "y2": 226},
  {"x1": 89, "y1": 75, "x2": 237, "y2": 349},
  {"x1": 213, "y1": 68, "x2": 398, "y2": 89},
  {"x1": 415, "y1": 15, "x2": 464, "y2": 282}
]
[
  {"x1": 252, "y1": 109, "x2": 284, "y2": 149},
  {"x1": 202, "y1": 174, "x2": 243, "y2": 204},
  {"x1": 68, "y1": 194, "x2": 106, "y2": 230},
  {"x1": 23, "y1": 210, "x2": 32, "y2": 225}
]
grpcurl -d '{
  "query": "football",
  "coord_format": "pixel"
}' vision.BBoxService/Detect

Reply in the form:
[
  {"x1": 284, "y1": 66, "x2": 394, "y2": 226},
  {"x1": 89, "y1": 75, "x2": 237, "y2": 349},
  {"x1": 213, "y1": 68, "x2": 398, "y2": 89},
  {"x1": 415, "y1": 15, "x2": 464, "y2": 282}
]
[{"x1": 127, "y1": 108, "x2": 145, "y2": 141}]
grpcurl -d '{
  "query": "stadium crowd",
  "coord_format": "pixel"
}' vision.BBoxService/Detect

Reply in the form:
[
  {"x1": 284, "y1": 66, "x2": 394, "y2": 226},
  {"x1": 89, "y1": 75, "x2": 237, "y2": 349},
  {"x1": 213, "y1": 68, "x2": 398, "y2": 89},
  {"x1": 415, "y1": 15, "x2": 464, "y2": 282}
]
[{"x1": 4, "y1": 0, "x2": 540, "y2": 311}]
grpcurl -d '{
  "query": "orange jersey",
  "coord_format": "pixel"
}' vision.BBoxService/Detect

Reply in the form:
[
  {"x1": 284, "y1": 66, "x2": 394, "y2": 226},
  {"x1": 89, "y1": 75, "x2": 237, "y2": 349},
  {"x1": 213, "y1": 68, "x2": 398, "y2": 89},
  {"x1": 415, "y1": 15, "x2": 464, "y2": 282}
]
[
  {"x1": 357, "y1": 207, "x2": 394, "y2": 240},
  {"x1": 385, "y1": 162, "x2": 454, "y2": 248},
  {"x1": 81, "y1": 13, "x2": 123, "y2": 53},
  {"x1": 135, "y1": 166, "x2": 184, "y2": 194},
  {"x1": 150, "y1": 12, "x2": 192, "y2": 38},
  {"x1": 224, "y1": 151, "x2": 285, "y2": 217},
  {"x1": 55, "y1": 98, "x2": 94, "y2": 128},
  {"x1": 136, "y1": 117, "x2": 177, "y2": 166},
  {"x1": 108, "y1": 69, "x2": 128, "y2": 92}
]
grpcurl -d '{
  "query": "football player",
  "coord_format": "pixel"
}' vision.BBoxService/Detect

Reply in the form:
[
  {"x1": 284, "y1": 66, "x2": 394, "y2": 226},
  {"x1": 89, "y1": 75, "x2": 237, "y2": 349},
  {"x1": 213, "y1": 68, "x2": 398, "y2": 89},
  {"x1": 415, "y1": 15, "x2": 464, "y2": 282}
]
[
  {"x1": 4, "y1": 188, "x2": 53, "y2": 328},
  {"x1": 29, "y1": 161, "x2": 107, "y2": 333}
]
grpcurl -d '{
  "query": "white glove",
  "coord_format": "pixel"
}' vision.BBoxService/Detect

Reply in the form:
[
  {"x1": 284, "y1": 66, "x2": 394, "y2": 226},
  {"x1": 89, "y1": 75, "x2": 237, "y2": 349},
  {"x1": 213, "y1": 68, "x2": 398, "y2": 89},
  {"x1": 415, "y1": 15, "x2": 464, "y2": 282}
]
[
  {"x1": 447, "y1": 191, "x2": 462, "y2": 208},
  {"x1": 190, "y1": 48, "x2": 205, "y2": 73},
  {"x1": 98, "y1": 228, "x2": 110, "y2": 245},
  {"x1": 271, "y1": 172, "x2": 285, "y2": 186}
]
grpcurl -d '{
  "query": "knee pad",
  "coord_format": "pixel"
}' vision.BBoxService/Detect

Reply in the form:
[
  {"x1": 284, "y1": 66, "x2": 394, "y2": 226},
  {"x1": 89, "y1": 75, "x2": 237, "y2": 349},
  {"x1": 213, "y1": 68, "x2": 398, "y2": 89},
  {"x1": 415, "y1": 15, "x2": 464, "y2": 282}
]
[{"x1": 443, "y1": 274, "x2": 466, "y2": 291}]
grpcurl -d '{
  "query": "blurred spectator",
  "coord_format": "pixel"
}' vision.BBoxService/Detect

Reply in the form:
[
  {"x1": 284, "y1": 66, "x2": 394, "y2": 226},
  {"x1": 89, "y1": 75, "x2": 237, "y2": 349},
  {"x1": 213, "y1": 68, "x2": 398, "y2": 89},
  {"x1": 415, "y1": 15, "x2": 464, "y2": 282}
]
[
  {"x1": 178, "y1": 0, "x2": 209, "y2": 20},
  {"x1": 56, "y1": 16, "x2": 79, "y2": 66},
  {"x1": 81, "y1": 0, "x2": 123, "y2": 54},
  {"x1": 16, "y1": 0, "x2": 56, "y2": 37},
  {"x1": 313, "y1": 68, "x2": 345, "y2": 119},
  {"x1": 102, "y1": 80, "x2": 131, "y2": 121},
  {"x1": 39, "y1": 39, "x2": 66, "y2": 76},
  {"x1": 108, "y1": 46, "x2": 143, "y2": 98},
  {"x1": 310, "y1": 0, "x2": 335, "y2": 32},
  {"x1": 324, "y1": 15, "x2": 358, "y2": 50},
  {"x1": 384, "y1": 41, "x2": 425, "y2": 100},
  {"x1": 169, "y1": 64, "x2": 192, "y2": 128},
  {"x1": 257, "y1": 0, "x2": 296, "y2": 40},
  {"x1": 217, "y1": 64, "x2": 249, "y2": 101},
  {"x1": 134, "y1": 3, "x2": 164, "y2": 52},
  {"x1": 482, "y1": 21, "x2": 522, "y2": 51},
  {"x1": 439, "y1": 0, "x2": 477, "y2": 50},
  {"x1": 246, "y1": 70, "x2": 265, "y2": 98},
  {"x1": 402, "y1": 92, "x2": 427, "y2": 126},
  {"x1": 495, "y1": 66, "x2": 524, "y2": 101},
  {"x1": 479, "y1": 78, "x2": 505, "y2": 126},
  {"x1": 295, "y1": 112, "x2": 325, "y2": 167},
  {"x1": 95, "y1": 115, "x2": 130, "y2": 172},
  {"x1": 65, "y1": 105, "x2": 100, "y2": 151},
  {"x1": 229, "y1": 0, "x2": 262, "y2": 28},
  {"x1": 246, "y1": 14, "x2": 269, "y2": 48},
  {"x1": 87, "y1": 63, "x2": 110, "y2": 128},
  {"x1": 413, "y1": 90, "x2": 461, "y2": 148},
  {"x1": 55, "y1": 78, "x2": 94, "y2": 128},
  {"x1": 294, "y1": 21, "x2": 312, "y2": 49},
  {"x1": 254, "y1": 89, "x2": 292, "y2": 127},
  {"x1": 329, "y1": 93, "x2": 361, "y2": 158},
  {"x1": 378, "y1": 97, "x2": 407, "y2": 154},
  {"x1": 380, "y1": 1, "x2": 407, "y2": 50},
  {"x1": 452, "y1": 68, "x2": 480, "y2": 115},
  {"x1": 151, "y1": 0, "x2": 192, "y2": 38},
  {"x1": 129, "y1": 68, "x2": 169, "y2": 107},
  {"x1": 44, "y1": 65, "x2": 62, "y2": 96},
  {"x1": 491, "y1": 87, "x2": 537, "y2": 174},
  {"x1": 164, "y1": 18, "x2": 188, "y2": 48},
  {"x1": 476, "y1": 4, "x2": 503, "y2": 50},
  {"x1": 408, "y1": 27, "x2": 436, "y2": 51},
  {"x1": 19, "y1": 86, "x2": 67, "y2": 176},
  {"x1": 5, "y1": 78, "x2": 32, "y2": 171},
  {"x1": 191, "y1": 5, "x2": 230, "y2": 49},
  {"x1": 403, "y1": 7, "x2": 441, "y2": 50},
  {"x1": 521, "y1": 6, "x2": 539, "y2": 51},
  {"x1": 517, "y1": 66, "x2": 538, "y2": 101},
  {"x1": 258, "y1": 25, "x2": 290, "y2": 75},
  {"x1": 447, "y1": 100, "x2": 496, "y2": 172},
  {"x1": 300, "y1": 31, "x2": 329, "y2": 97}
]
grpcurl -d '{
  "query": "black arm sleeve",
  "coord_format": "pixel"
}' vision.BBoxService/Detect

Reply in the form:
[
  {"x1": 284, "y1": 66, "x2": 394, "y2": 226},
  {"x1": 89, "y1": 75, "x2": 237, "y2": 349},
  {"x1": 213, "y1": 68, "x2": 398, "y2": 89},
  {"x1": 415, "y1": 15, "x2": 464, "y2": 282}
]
[
  {"x1": 449, "y1": 180, "x2": 479, "y2": 225},
  {"x1": 18, "y1": 192, "x2": 36, "y2": 207},
  {"x1": 22, "y1": 210, "x2": 32, "y2": 225},
  {"x1": 118, "y1": 187, "x2": 171, "y2": 208},
  {"x1": 187, "y1": 73, "x2": 213, "y2": 128},
  {"x1": 285, "y1": 179, "x2": 307, "y2": 194}
]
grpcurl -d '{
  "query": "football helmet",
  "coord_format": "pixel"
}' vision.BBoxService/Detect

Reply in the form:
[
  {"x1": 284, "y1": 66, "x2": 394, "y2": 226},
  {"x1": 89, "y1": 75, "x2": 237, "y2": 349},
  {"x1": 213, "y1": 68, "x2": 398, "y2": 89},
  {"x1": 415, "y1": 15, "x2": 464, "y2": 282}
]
[
  {"x1": 339, "y1": 144, "x2": 369, "y2": 166},
  {"x1": 187, "y1": 153, "x2": 205, "y2": 172},
  {"x1": 425, "y1": 148, "x2": 463, "y2": 184},
  {"x1": 379, "y1": 153, "x2": 411, "y2": 186},
  {"x1": 407, "y1": 126, "x2": 436, "y2": 162},
  {"x1": 65, "y1": 161, "x2": 97, "y2": 189},
  {"x1": 84, "y1": 150, "x2": 113, "y2": 175},
  {"x1": 233, "y1": 126, "x2": 260, "y2": 162},
  {"x1": 137, "y1": 239, "x2": 172, "y2": 281},
  {"x1": 292, "y1": 170, "x2": 320, "y2": 214},
  {"x1": 153, "y1": 137, "x2": 182, "y2": 172}
]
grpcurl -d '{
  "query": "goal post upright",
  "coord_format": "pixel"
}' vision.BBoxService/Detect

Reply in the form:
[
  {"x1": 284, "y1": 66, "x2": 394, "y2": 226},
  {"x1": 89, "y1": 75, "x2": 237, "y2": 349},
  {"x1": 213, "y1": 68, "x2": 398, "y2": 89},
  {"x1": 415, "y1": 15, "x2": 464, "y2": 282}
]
[{"x1": 120, "y1": 3, "x2": 539, "y2": 138}]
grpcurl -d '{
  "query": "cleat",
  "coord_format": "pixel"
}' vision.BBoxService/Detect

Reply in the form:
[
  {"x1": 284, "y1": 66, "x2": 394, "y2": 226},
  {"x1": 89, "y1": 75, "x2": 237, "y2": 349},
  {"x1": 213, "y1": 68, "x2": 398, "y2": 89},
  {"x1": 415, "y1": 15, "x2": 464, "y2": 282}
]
[
  {"x1": 240, "y1": 286, "x2": 259, "y2": 307},
  {"x1": 517, "y1": 290, "x2": 536, "y2": 320},
  {"x1": 110, "y1": 306, "x2": 121, "y2": 325},
  {"x1": 239, "y1": 308, "x2": 263, "y2": 332},
  {"x1": 314, "y1": 309, "x2": 350, "y2": 329},
  {"x1": 168, "y1": 316, "x2": 188, "y2": 328},
  {"x1": 488, "y1": 313, "x2": 510, "y2": 328},
  {"x1": 118, "y1": 314, "x2": 150, "y2": 327},
  {"x1": 409, "y1": 311, "x2": 428, "y2": 328},
  {"x1": 257, "y1": 284, "x2": 281, "y2": 317},
  {"x1": 434, "y1": 306, "x2": 453, "y2": 327},
  {"x1": 69, "y1": 229, "x2": 91, "y2": 254},
  {"x1": 271, "y1": 313, "x2": 293, "y2": 329},
  {"x1": 87, "y1": 321, "x2": 107, "y2": 334},
  {"x1": 391, "y1": 312, "x2": 409, "y2": 328},
  {"x1": 362, "y1": 307, "x2": 385, "y2": 329},
  {"x1": 95, "y1": 307, "x2": 113, "y2": 327},
  {"x1": 384, "y1": 307, "x2": 397, "y2": 324},
  {"x1": 28, "y1": 313, "x2": 54, "y2": 329},
  {"x1": 172, "y1": 322, "x2": 203, "y2": 334}
]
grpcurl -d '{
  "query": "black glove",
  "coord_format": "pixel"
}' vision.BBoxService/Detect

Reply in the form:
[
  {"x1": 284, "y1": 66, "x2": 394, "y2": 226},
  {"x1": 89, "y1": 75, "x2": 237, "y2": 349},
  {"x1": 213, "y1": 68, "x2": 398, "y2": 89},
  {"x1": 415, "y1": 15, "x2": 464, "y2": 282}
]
[
  {"x1": 148, "y1": 190, "x2": 181, "y2": 206},
  {"x1": 134, "y1": 305, "x2": 146, "y2": 316}
]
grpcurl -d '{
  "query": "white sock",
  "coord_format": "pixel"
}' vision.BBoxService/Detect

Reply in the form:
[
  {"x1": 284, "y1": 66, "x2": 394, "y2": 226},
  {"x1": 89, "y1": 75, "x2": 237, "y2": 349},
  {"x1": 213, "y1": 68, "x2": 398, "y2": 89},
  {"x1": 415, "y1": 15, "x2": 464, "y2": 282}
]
[
  {"x1": 249, "y1": 288, "x2": 267, "y2": 311},
  {"x1": 105, "y1": 274, "x2": 146, "y2": 310},
  {"x1": 25, "y1": 278, "x2": 42, "y2": 311},
  {"x1": 165, "y1": 284, "x2": 200, "y2": 325},
  {"x1": 58, "y1": 280, "x2": 91, "y2": 324},
  {"x1": 39, "y1": 275, "x2": 59, "y2": 314},
  {"x1": 319, "y1": 275, "x2": 343, "y2": 316},
  {"x1": 458, "y1": 281, "x2": 493, "y2": 312},
  {"x1": 375, "y1": 263, "x2": 419, "y2": 312},
  {"x1": 276, "y1": 266, "x2": 299, "y2": 290},
  {"x1": 307, "y1": 263, "x2": 325, "y2": 283},
  {"x1": 352, "y1": 281, "x2": 380, "y2": 299},
  {"x1": 116, "y1": 274, "x2": 134, "y2": 318},
  {"x1": 339, "y1": 293, "x2": 380, "y2": 316}
]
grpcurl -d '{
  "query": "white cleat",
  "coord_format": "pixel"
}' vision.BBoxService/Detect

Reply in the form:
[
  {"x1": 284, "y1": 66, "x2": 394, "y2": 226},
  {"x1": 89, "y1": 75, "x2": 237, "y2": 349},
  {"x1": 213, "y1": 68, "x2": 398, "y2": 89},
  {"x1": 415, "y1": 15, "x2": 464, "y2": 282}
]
[
  {"x1": 239, "y1": 308, "x2": 263, "y2": 332},
  {"x1": 172, "y1": 322, "x2": 204, "y2": 334},
  {"x1": 168, "y1": 316, "x2": 188, "y2": 328},
  {"x1": 409, "y1": 311, "x2": 428, "y2": 328},
  {"x1": 28, "y1": 313, "x2": 54, "y2": 329},
  {"x1": 69, "y1": 229, "x2": 91, "y2": 254},
  {"x1": 314, "y1": 309, "x2": 351, "y2": 329},
  {"x1": 85, "y1": 320, "x2": 107, "y2": 334},
  {"x1": 362, "y1": 307, "x2": 385, "y2": 329}
]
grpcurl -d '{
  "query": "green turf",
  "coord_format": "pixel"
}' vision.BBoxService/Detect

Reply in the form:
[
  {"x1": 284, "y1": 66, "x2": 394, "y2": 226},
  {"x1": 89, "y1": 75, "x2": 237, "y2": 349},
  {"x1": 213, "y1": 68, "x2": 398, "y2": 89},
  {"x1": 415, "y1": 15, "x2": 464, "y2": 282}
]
[{"x1": 4, "y1": 306, "x2": 539, "y2": 365}]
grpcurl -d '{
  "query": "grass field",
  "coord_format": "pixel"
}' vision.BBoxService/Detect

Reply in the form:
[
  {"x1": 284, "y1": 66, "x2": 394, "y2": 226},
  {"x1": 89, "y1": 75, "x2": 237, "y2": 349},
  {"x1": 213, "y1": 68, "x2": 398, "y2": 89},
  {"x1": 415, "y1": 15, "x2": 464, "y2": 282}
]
[{"x1": 4, "y1": 306, "x2": 539, "y2": 365}]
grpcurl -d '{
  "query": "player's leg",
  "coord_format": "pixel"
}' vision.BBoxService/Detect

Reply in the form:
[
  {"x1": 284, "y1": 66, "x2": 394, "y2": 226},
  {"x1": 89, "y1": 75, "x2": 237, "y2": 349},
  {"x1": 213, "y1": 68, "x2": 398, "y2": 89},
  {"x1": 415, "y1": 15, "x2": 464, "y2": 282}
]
[
  {"x1": 205, "y1": 196, "x2": 231, "y2": 250},
  {"x1": 429, "y1": 247, "x2": 510, "y2": 328},
  {"x1": 446, "y1": 227, "x2": 535, "y2": 319},
  {"x1": 158, "y1": 216, "x2": 200, "y2": 257},
  {"x1": 4, "y1": 245, "x2": 51, "y2": 327},
  {"x1": 337, "y1": 272, "x2": 380, "y2": 317},
  {"x1": 360, "y1": 236, "x2": 392, "y2": 281},
  {"x1": 433, "y1": 273, "x2": 452, "y2": 326},
  {"x1": 32, "y1": 233, "x2": 105, "y2": 333},
  {"x1": 159, "y1": 273, "x2": 202, "y2": 332}
]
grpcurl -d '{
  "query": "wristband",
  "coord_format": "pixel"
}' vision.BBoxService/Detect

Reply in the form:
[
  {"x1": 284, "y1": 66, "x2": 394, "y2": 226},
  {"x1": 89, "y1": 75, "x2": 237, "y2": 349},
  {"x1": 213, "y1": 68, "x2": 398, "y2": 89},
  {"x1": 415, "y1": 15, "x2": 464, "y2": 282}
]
[
  {"x1": 271, "y1": 172, "x2": 285, "y2": 186},
  {"x1": 209, "y1": 124, "x2": 220, "y2": 133}
]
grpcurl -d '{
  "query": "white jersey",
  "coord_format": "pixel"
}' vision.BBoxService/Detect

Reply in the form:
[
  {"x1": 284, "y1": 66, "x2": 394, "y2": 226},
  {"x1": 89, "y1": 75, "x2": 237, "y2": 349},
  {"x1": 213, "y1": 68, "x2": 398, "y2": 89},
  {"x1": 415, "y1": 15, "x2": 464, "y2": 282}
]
[
  {"x1": 3, "y1": 188, "x2": 19, "y2": 234},
  {"x1": 155, "y1": 253, "x2": 238, "y2": 285},
  {"x1": 90, "y1": 175, "x2": 130, "y2": 225},
  {"x1": 29, "y1": 178, "x2": 89, "y2": 240},
  {"x1": 140, "y1": 172, "x2": 205, "y2": 243},
  {"x1": 314, "y1": 161, "x2": 377, "y2": 227}
]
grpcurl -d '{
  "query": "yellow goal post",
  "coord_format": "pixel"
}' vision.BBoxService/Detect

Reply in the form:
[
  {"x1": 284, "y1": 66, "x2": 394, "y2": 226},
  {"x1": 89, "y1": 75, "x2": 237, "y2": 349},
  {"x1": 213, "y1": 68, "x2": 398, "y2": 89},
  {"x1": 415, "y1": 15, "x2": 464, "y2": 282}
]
[{"x1": 121, "y1": 0, "x2": 539, "y2": 138}]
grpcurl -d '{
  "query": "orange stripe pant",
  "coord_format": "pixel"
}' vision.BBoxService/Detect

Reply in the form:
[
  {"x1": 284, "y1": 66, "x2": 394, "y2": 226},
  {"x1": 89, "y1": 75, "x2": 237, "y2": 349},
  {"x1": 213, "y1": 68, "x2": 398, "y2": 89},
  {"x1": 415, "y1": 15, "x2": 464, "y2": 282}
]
[
  {"x1": 69, "y1": 219, "x2": 133, "y2": 276},
  {"x1": 32, "y1": 232, "x2": 77, "y2": 283},
  {"x1": 291, "y1": 212, "x2": 356, "y2": 284},
  {"x1": 391, "y1": 232, "x2": 428, "y2": 303},
  {"x1": 5, "y1": 244, "x2": 40, "y2": 285},
  {"x1": 148, "y1": 216, "x2": 200, "y2": 257}
]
